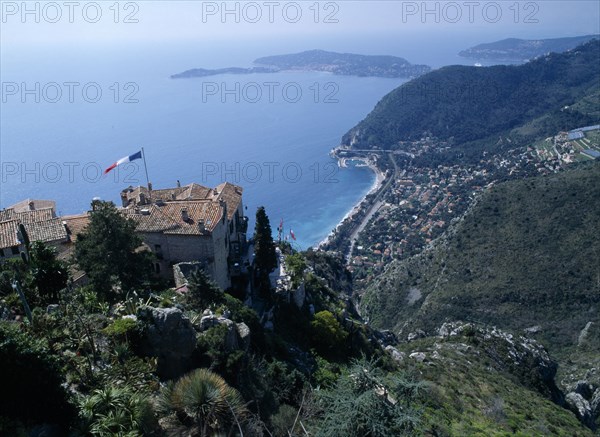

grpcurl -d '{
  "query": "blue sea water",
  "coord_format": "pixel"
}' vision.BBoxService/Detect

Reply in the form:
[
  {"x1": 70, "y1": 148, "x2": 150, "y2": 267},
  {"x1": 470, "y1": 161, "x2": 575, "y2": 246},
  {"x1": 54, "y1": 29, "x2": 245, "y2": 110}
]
[
  {"x1": 0, "y1": 30, "x2": 529, "y2": 248},
  {"x1": 0, "y1": 42, "x2": 413, "y2": 249}
]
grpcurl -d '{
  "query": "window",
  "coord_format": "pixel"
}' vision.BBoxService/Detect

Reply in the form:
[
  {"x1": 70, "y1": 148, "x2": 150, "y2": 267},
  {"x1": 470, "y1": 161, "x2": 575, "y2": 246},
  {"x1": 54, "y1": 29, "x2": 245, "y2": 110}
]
[{"x1": 11, "y1": 246, "x2": 20, "y2": 255}]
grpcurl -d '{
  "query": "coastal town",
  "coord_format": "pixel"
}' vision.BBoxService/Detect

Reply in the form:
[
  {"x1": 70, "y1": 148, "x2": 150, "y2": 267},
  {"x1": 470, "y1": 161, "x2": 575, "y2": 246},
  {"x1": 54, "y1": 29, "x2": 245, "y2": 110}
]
[{"x1": 322, "y1": 124, "x2": 600, "y2": 287}]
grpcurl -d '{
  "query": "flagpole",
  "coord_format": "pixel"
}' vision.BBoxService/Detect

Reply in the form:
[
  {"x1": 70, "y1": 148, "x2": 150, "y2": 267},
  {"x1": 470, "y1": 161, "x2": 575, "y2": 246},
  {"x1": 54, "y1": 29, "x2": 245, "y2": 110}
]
[{"x1": 141, "y1": 147, "x2": 151, "y2": 191}]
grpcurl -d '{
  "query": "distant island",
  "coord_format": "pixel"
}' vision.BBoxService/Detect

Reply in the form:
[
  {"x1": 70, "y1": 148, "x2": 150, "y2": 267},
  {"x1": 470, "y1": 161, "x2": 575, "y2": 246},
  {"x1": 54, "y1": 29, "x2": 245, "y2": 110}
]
[
  {"x1": 459, "y1": 34, "x2": 599, "y2": 62},
  {"x1": 171, "y1": 49, "x2": 431, "y2": 79}
]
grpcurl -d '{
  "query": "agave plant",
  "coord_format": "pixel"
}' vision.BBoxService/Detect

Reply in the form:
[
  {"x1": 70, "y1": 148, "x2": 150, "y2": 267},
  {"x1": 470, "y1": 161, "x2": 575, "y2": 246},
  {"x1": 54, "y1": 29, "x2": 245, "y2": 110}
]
[
  {"x1": 156, "y1": 368, "x2": 247, "y2": 436},
  {"x1": 77, "y1": 386, "x2": 157, "y2": 436}
]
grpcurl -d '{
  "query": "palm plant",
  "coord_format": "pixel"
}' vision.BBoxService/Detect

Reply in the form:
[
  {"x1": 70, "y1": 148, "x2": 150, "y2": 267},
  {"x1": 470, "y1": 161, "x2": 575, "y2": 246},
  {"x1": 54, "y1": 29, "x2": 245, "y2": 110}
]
[
  {"x1": 77, "y1": 386, "x2": 157, "y2": 436},
  {"x1": 157, "y1": 368, "x2": 247, "y2": 436}
]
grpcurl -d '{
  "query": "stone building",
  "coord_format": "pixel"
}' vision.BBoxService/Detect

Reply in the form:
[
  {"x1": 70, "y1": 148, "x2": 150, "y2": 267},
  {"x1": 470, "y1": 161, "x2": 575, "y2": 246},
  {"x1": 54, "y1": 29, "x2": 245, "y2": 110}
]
[
  {"x1": 120, "y1": 182, "x2": 248, "y2": 290},
  {"x1": 0, "y1": 200, "x2": 70, "y2": 259}
]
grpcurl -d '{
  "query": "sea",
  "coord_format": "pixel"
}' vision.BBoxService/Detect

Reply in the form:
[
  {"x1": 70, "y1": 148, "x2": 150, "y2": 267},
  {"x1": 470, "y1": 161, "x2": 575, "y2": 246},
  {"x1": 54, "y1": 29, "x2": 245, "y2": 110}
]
[{"x1": 0, "y1": 33, "x2": 519, "y2": 249}]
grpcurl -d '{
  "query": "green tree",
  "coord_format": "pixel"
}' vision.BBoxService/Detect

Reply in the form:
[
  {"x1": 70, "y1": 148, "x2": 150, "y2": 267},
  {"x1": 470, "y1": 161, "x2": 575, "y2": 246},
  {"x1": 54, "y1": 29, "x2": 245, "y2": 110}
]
[
  {"x1": 27, "y1": 241, "x2": 68, "y2": 303},
  {"x1": 311, "y1": 310, "x2": 348, "y2": 359},
  {"x1": 74, "y1": 201, "x2": 152, "y2": 300},
  {"x1": 286, "y1": 253, "x2": 307, "y2": 287},
  {"x1": 157, "y1": 368, "x2": 247, "y2": 436},
  {"x1": 253, "y1": 206, "x2": 277, "y2": 293},
  {"x1": 183, "y1": 269, "x2": 224, "y2": 311},
  {"x1": 313, "y1": 357, "x2": 425, "y2": 437}
]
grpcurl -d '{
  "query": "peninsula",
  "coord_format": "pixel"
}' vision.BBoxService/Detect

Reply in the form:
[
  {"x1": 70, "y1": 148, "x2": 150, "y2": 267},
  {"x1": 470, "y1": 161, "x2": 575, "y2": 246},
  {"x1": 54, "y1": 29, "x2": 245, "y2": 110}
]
[
  {"x1": 171, "y1": 49, "x2": 431, "y2": 79},
  {"x1": 459, "y1": 34, "x2": 599, "y2": 62}
]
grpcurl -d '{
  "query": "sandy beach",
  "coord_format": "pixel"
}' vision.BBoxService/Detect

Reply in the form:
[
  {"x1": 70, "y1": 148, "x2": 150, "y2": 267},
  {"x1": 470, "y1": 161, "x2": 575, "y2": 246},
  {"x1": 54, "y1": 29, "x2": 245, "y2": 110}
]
[{"x1": 316, "y1": 158, "x2": 386, "y2": 249}]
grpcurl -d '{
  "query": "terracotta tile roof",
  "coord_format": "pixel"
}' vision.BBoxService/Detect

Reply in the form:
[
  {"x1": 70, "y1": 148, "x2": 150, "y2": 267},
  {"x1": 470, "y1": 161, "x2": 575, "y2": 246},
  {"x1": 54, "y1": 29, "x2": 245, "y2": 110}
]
[
  {"x1": 0, "y1": 221, "x2": 19, "y2": 250},
  {"x1": 215, "y1": 182, "x2": 243, "y2": 220},
  {"x1": 0, "y1": 207, "x2": 55, "y2": 224},
  {"x1": 9, "y1": 199, "x2": 56, "y2": 213},
  {"x1": 62, "y1": 213, "x2": 91, "y2": 241},
  {"x1": 24, "y1": 218, "x2": 68, "y2": 245},
  {"x1": 124, "y1": 200, "x2": 223, "y2": 236},
  {"x1": 0, "y1": 216, "x2": 67, "y2": 250}
]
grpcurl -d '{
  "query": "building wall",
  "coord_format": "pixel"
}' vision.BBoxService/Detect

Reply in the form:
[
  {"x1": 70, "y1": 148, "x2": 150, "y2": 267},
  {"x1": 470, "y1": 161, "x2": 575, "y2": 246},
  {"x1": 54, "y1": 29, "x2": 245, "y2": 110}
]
[{"x1": 139, "y1": 217, "x2": 231, "y2": 290}]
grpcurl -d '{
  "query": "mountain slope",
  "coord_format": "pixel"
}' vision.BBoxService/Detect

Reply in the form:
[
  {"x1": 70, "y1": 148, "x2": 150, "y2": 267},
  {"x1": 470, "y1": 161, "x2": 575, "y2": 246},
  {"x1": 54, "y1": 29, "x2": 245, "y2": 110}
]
[
  {"x1": 459, "y1": 35, "x2": 600, "y2": 62},
  {"x1": 341, "y1": 40, "x2": 600, "y2": 152},
  {"x1": 362, "y1": 161, "x2": 600, "y2": 354},
  {"x1": 254, "y1": 49, "x2": 431, "y2": 78}
]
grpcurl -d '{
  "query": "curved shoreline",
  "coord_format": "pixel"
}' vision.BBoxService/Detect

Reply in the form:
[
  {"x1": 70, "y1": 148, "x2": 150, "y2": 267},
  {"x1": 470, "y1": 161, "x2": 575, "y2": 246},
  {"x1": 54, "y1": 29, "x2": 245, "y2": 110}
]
[{"x1": 315, "y1": 158, "x2": 385, "y2": 249}]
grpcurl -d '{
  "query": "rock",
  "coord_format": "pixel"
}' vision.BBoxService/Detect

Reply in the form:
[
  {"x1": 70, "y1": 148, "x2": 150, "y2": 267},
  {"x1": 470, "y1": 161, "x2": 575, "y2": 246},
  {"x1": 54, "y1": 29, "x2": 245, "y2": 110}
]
[
  {"x1": 309, "y1": 304, "x2": 315, "y2": 316},
  {"x1": 237, "y1": 322, "x2": 251, "y2": 351},
  {"x1": 123, "y1": 314, "x2": 137, "y2": 321},
  {"x1": 573, "y1": 380, "x2": 594, "y2": 399},
  {"x1": 385, "y1": 345, "x2": 405, "y2": 363},
  {"x1": 374, "y1": 329, "x2": 398, "y2": 346},
  {"x1": 565, "y1": 392, "x2": 594, "y2": 428},
  {"x1": 138, "y1": 306, "x2": 197, "y2": 379},
  {"x1": 222, "y1": 309, "x2": 231, "y2": 319},
  {"x1": 292, "y1": 282, "x2": 306, "y2": 308},
  {"x1": 407, "y1": 329, "x2": 426, "y2": 342},
  {"x1": 220, "y1": 319, "x2": 239, "y2": 352},
  {"x1": 46, "y1": 304, "x2": 60, "y2": 314},
  {"x1": 409, "y1": 352, "x2": 426, "y2": 362},
  {"x1": 264, "y1": 321, "x2": 274, "y2": 331},
  {"x1": 591, "y1": 389, "x2": 600, "y2": 417},
  {"x1": 524, "y1": 325, "x2": 542, "y2": 335},
  {"x1": 200, "y1": 315, "x2": 219, "y2": 331},
  {"x1": 578, "y1": 321, "x2": 594, "y2": 346}
]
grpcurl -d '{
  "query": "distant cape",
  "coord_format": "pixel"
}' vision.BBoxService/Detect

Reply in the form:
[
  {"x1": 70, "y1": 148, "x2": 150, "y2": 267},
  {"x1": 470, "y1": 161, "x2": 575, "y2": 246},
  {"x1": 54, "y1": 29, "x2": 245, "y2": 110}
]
[
  {"x1": 459, "y1": 35, "x2": 600, "y2": 62},
  {"x1": 171, "y1": 49, "x2": 431, "y2": 79}
]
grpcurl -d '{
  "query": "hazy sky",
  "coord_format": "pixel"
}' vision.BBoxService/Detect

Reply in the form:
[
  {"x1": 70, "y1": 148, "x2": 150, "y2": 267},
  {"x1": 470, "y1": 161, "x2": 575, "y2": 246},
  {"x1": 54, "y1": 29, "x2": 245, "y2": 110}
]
[{"x1": 2, "y1": 1, "x2": 599, "y2": 47}]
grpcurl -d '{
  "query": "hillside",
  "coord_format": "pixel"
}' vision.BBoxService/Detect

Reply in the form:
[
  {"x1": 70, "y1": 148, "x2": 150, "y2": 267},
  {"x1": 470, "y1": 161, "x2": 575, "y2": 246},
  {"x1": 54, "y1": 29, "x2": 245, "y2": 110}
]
[
  {"x1": 254, "y1": 49, "x2": 431, "y2": 78},
  {"x1": 459, "y1": 35, "x2": 600, "y2": 62},
  {"x1": 172, "y1": 49, "x2": 431, "y2": 79},
  {"x1": 341, "y1": 40, "x2": 600, "y2": 155},
  {"x1": 362, "y1": 161, "x2": 600, "y2": 348}
]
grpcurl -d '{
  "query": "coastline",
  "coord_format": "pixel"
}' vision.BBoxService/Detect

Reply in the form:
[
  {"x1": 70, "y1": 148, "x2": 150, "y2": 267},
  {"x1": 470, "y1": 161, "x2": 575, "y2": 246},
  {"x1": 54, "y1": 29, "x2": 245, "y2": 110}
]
[{"x1": 316, "y1": 158, "x2": 385, "y2": 249}]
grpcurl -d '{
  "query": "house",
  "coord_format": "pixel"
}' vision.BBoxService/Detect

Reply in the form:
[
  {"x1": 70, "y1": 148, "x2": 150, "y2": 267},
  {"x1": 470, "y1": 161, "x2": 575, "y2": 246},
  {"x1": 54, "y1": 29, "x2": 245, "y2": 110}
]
[
  {"x1": 1, "y1": 181, "x2": 248, "y2": 290},
  {"x1": 0, "y1": 201, "x2": 70, "y2": 260},
  {"x1": 120, "y1": 182, "x2": 248, "y2": 290}
]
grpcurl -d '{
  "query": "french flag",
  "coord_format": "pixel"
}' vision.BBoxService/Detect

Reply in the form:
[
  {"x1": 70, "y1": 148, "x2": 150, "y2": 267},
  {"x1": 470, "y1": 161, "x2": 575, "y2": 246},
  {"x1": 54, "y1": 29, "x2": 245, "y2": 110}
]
[{"x1": 104, "y1": 151, "x2": 142, "y2": 175}]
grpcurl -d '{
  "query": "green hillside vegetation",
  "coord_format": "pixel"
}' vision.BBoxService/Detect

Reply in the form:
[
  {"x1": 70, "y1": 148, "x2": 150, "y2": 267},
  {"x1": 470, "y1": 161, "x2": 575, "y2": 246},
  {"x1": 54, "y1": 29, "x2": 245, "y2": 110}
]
[
  {"x1": 342, "y1": 40, "x2": 600, "y2": 161},
  {"x1": 362, "y1": 161, "x2": 600, "y2": 366},
  {"x1": 396, "y1": 332, "x2": 593, "y2": 436},
  {"x1": 459, "y1": 35, "x2": 600, "y2": 61}
]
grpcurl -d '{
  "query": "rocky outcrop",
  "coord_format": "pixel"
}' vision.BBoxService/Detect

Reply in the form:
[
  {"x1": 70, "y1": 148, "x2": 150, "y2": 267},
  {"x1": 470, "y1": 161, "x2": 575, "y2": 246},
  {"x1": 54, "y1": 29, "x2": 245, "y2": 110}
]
[
  {"x1": 563, "y1": 380, "x2": 600, "y2": 430},
  {"x1": 137, "y1": 306, "x2": 197, "y2": 380},
  {"x1": 198, "y1": 310, "x2": 251, "y2": 352},
  {"x1": 437, "y1": 322, "x2": 561, "y2": 401},
  {"x1": 385, "y1": 345, "x2": 405, "y2": 363}
]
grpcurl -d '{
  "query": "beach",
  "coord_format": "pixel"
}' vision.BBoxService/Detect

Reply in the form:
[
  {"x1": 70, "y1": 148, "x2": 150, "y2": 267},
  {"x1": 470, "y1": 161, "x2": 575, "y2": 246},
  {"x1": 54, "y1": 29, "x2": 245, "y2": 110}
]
[{"x1": 316, "y1": 158, "x2": 386, "y2": 249}]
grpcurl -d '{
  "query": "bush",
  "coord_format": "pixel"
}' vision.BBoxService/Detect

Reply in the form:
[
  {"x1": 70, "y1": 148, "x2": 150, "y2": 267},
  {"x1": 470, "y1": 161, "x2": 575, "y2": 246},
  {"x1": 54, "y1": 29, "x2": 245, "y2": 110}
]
[
  {"x1": 0, "y1": 321, "x2": 75, "y2": 429},
  {"x1": 310, "y1": 311, "x2": 348, "y2": 360}
]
